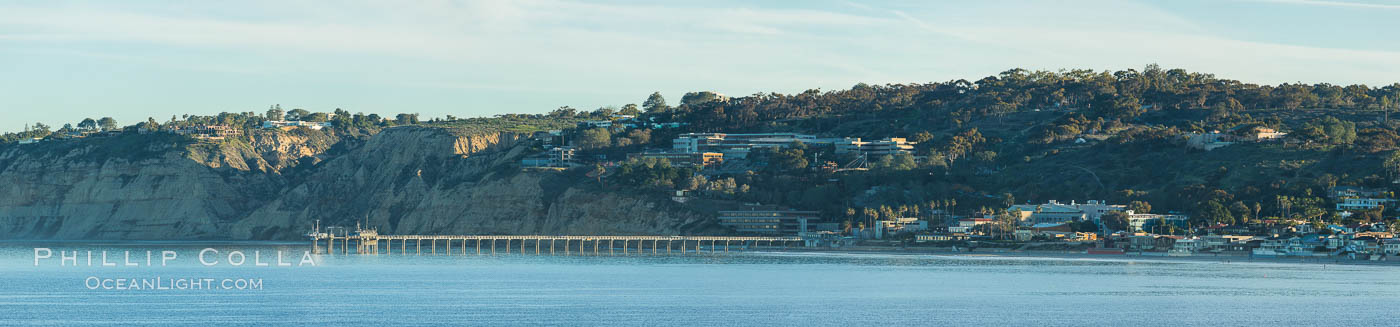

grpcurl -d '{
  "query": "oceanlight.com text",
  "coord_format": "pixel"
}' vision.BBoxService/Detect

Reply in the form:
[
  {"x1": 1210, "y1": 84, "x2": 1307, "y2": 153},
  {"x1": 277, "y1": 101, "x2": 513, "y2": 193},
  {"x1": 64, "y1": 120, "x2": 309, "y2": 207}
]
[{"x1": 84, "y1": 277, "x2": 264, "y2": 291}]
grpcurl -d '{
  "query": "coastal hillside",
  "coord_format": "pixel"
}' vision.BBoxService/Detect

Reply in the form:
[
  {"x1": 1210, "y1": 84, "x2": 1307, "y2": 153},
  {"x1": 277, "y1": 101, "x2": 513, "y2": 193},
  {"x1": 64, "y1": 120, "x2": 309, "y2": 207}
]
[
  {"x1": 227, "y1": 126, "x2": 714, "y2": 239},
  {"x1": 0, "y1": 123, "x2": 716, "y2": 240},
  {"x1": 4, "y1": 66, "x2": 1400, "y2": 240}
]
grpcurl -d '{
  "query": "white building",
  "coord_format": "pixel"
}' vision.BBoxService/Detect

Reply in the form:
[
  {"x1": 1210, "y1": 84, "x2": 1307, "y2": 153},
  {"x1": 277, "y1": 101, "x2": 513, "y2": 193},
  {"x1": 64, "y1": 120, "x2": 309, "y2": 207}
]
[
  {"x1": 835, "y1": 137, "x2": 916, "y2": 156},
  {"x1": 580, "y1": 120, "x2": 613, "y2": 128},
  {"x1": 1330, "y1": 186, "x2": 1382, "y2": 199},
  {"x1": 916, "y1": 233, "x2": 968, "y2": 242},
  {"x1": 263, "y1": 120, "x2": 332, "y2": 130},
  {"x1": 1171, "y1": 238, "x2": 1203, "y2": 252},
  {"x1": 1127, "y1": 212, "x2": 1190, "y2": 232},
  {"x1": 949, "y1": 218, "x2": 993, "y2": 233},
  {"x1": 1336, "y1": 198, "x2": 1395, "y2": 211},
  {"x1": 1185, "y1": 131, "x2": 1235, "y2": 151},
  {"x1": 1383, "y1": 239, "x2": 1400, "y2": 256},
  {"x1": 1008, "y1": 200, "x2": 1125, "y2": 225},
  {"x1": 875, "y1": 217, "x2": 928, "y2": 239},
  {"x1": 1254, "y1": 128, "x2": 1287, "y2": 141},
  {"x1": 672, "y1": 133, "x2": 820, "y2": 159}
]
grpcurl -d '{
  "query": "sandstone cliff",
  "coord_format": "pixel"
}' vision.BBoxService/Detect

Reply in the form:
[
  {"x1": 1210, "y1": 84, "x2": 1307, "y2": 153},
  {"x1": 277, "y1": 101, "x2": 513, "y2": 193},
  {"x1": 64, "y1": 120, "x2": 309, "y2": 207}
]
[{"x1": 0, "y1": 126, "x2": 714, "y2": 240}]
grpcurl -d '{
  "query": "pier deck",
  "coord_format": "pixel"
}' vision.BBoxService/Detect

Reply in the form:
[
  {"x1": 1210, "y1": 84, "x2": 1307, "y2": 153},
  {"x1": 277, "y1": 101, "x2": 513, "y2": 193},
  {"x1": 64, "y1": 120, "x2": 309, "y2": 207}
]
[{"x1": 312, "y1": 233, "x2": 805, "y2": 255}]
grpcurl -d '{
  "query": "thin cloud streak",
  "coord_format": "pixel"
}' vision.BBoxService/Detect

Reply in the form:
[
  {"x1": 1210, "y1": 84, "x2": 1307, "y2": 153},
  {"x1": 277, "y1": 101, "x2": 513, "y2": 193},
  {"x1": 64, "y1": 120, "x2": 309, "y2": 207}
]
[{"x1": 1240, "y1": 0, "x2": 1400, "y2": 9}]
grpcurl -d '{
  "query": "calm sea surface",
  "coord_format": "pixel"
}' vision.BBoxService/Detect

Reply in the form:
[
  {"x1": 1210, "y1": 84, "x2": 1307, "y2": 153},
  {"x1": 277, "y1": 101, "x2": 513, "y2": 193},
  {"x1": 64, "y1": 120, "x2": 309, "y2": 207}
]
[{"x1": 1, "y1": 242, "x2": 1397, "y2": 326}]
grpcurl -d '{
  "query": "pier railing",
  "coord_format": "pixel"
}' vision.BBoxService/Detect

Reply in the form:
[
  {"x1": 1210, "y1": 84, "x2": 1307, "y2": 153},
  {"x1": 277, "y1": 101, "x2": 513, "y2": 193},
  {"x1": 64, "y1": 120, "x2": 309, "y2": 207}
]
[{"x1": 312, "y1": 234, "x2": 805, "y2": 255}]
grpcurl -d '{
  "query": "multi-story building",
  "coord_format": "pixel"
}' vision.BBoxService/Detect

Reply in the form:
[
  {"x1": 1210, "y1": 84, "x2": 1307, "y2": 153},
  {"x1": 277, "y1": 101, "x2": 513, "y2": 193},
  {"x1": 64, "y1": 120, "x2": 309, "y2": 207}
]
[
  {"x1": 1330, "y1": 186, "x2": 1382, "y2": 199},
  {"x1": 627, "y1": 151, "x2": 724, "y2": 168},
  {"x1": 874, "y1": 217, "x2": 928, "y2": 239},
  {"x1": 1253, "y1": 127, "x2": 1288, "y2": 141},
  {"x1": 949, "y1": 218, "x2": 993, "y2": 233},
  {"x1": 1127, "y1": 212, "x2": 1190, "y2": 232},
  {"x1": 673, "y1": 133, "x2": 820, "y2": 158},
  {"x1": 1336, "y1": 198, "x2": 1394, "y2": 211},
  {"x1": 834, "y1": 137, "x2": 916, "y2": 156},
  {"x1": 1008, "y1": 200, "x2": 1125, "y2": 225},
  {"x1": 916, "y1": 233, "x2": 969, "y2": 242},
  {"x1": 579, "y1": 120, "x2": 612, "y2": 128},
  {"x1": 262, "y1": 120, "x2": 332, "y2": 130},
  {"x1": 171, "y1": 125, "x2": 242, "y2": 140},
  {"x1": 672, "y1": 133, "x2": 921, "y2": 160},
  {"x1": 1185, "y1": 131, "x2": 1235, "y2": 151},
  {"x1": 717, "y1": 207, "x2": 822, "y2": 236},
  {"x1": 1384, "y1": 239, "x2": 1400, "y2": 256},
  {"x1": 521, "y1": 146, "x2": 577, "y2": 168}
]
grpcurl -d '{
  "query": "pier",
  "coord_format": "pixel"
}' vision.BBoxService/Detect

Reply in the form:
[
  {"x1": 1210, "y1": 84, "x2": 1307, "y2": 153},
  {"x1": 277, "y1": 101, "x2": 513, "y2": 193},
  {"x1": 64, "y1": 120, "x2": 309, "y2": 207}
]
[{"x1": 311, "y1": 232, "x2": 803, "y2": 255}]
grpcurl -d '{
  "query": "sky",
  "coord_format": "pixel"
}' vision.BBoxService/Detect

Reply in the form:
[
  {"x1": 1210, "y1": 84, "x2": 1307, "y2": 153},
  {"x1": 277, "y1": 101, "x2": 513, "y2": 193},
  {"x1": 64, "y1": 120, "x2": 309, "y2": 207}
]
[{"x1": 2, "y1": 0, "x2": 1399, "y2": 132}]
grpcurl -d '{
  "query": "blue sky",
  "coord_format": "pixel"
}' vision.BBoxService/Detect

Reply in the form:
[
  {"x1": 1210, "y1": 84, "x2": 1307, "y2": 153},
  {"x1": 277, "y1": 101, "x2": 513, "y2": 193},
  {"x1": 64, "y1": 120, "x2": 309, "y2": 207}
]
[{"x1": 2, "y1": 0, "x2": 1398, "y2": 132}]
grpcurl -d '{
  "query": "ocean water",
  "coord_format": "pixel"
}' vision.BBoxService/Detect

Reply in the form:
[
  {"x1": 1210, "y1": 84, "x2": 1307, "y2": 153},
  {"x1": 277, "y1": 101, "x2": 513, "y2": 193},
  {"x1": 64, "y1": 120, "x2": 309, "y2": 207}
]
[{"x1": 0, "y1": 242, "x2": 1397, "y2": 326}]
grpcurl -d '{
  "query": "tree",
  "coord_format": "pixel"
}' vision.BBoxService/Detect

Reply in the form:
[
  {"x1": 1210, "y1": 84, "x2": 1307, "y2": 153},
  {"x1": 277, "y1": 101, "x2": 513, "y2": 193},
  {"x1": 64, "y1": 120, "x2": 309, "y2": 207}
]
[
  {"x1": 77, "y1": 118, "x2": 97, "y2": 131},
  {"x1": 1356, "y1": 207, "x2": 1384, "y2": 223},
  {"x1": 593, "y1": 106, "x2": 616, "y2": 117},
  {"x1": 973, "y1": 150, "x2": 997, "y2": 164},
  {"x1": 910, "y1": 131, "x2": 934, "y2": 144},
  {"x1": 626, "y1": 129, "x2": 651, "y2": 145},
  {"x1": 685, "y1": 174, "x2": 708, "y2": 191},
  {"x1": 1127, "y1": 200, "x2": 1151, "y2": 214},
  {"x1": 578, "y1": 128, "x2": 611, "y2": 149},
  {"x1": 97, "y1": 117, "x2": 118, "y2": 131},
  {"x1": 768, "y1": 147, "x2": 809, "y2": 172},
  {"x1": 1198, "y1": 200, "x2": 1235, "y2": 226},
  {"x1": 1301, "y1": 116, "x2": 1356, "y2": 145},
  {"x1": 549, "y1": 106, "x2": 578, "y2": 118},
  {"x1": 281, "y1": 108, "x2": 309, "y2": 121},
  {"x1": 1101, "y1": 210, "x2": 1129, "y2": 232},
  {"x1": 265, "y1": 108, "x2": 285, "y2": 121},
  {"x1": 305, "y1": 112, "x2": 330, "y2": 122},
  {"x1": 1228, "y1": 201, "x2": 1252, "y2": 223},
  {"x1": 995, "y1": 211, "x2": 1017, "y2": 240},
  {"x1": 1277, "y1": 195, "x2": 1293, "y2": 219},
  {"x1": 942, "y1": 128, "x2": 985, "y2": 161},
  {"x1": 1384, "y1": 151, "x2": 1400, "y2": 181},
  {"x1": 681, "y1": 91, "x2": 723, "y2": 105},
  {"x1": 619, "y1": 104, "x2": 641, "y2": 116},
  {"x1": 1251, "y1": 202, "x2": 1262, "y2": 223},
  {"x1": 874, "y1": 153, "x2": 918, "y2": 170},
  {"x1": 642, "y1": 92, "x2": 669, "y2": 113},
  {"x1": 395, "y1": 113, "x2": 419, "y2": 125},
  {"x1": 141, "y1": 117, "x2": 159, "y2": 131},
  {"x1": 286, "y1": 109, "x2": 312, "y2": 121}
]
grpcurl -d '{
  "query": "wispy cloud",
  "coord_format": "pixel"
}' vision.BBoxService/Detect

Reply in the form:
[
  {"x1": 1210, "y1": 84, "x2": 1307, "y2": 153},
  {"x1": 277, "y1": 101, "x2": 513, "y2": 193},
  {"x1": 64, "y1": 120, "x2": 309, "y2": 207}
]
[
  {"x1": 0, "y1": 1, "x2": 891, "y2": 63},
  {"x1": 0, "y1": 6, "x2": 483, "y2": 60},
  {"x1": 888, "y1": 10, "x2": 977, "y2": 42},
  {"x1": 1240, "y1": 0, "x2": 1400, "y2": 9}
]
